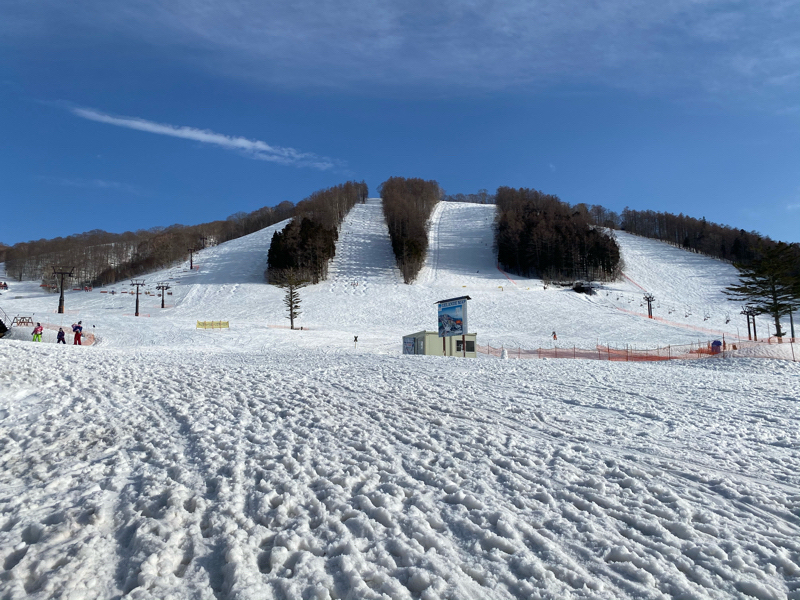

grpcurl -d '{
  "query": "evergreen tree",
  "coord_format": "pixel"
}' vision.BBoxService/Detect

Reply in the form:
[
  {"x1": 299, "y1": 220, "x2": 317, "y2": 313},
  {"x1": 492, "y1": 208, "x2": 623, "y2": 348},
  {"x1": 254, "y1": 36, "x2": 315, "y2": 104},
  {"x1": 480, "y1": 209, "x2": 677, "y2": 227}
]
[
  {"x1": 725, "y1": 243, "x2": 799, "y2": 338},
  {"x1": 272, "y1": 268, "x2": 308, "y2": 330}
]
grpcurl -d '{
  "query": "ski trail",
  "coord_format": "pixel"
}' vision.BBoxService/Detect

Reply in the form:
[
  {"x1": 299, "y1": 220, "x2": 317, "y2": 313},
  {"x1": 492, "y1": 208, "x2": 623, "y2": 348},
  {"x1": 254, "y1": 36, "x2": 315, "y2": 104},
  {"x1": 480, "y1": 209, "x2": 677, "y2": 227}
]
[{"x1": 327, "y1": 198, "x2": 403, "y2": 293}]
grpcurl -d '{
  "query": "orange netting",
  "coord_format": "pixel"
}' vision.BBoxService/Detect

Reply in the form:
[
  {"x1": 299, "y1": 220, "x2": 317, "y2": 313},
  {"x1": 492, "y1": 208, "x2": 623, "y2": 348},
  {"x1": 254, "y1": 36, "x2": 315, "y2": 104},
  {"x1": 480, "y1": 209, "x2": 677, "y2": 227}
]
[{"x1": 478, "y1": 339, "x2": 797, "y2": 362}]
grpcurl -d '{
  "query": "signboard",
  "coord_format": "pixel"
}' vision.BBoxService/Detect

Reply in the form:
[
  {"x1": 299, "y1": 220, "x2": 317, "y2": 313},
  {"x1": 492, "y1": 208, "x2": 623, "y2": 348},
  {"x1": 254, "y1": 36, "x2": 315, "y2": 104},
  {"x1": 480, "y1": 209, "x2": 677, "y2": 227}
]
[
  {"x1": 437, "y1": 297, "x2": 468, "y2": 337},
  {"x1": 403, "y1": 336, "x2": 416, "y2": 355}
]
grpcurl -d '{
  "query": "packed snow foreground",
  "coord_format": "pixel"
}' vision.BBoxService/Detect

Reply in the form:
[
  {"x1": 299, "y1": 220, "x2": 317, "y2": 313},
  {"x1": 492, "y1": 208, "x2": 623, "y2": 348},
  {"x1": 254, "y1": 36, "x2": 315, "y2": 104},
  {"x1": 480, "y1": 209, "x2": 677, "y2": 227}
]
[{"x1": 1, "y1": 200, "x2": 798, "y2": 599}]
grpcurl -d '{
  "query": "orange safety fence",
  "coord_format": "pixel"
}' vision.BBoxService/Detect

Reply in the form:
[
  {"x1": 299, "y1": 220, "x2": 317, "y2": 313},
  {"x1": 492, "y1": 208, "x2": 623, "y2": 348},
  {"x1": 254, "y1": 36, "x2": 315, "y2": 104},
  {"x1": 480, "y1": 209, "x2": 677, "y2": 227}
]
[{"x1": 478, "y1": 339, "x2": 797, "y2": 362}]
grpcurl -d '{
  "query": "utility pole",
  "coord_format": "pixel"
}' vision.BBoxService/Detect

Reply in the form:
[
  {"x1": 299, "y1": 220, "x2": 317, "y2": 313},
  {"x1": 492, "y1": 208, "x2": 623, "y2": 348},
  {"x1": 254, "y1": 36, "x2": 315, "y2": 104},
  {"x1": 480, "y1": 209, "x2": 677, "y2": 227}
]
[
  {"x1": 643, "y1": 293, "x2": 655, "y2": 319},
  {"x1": 131, "y1": 280, "x2": 146, "y2": 317},
  {"x1": 187, "y1": 248, "x2": 197, "y2": 270},
  {"x1": 741, "y1": 306, "x2": 758, "y2": 341},
  {"x1": 52, "y1": 266, "x2": 75, "y2": 314},
  {"x1": 156, "y1": 282, "x2": 171, "y2": 309}
]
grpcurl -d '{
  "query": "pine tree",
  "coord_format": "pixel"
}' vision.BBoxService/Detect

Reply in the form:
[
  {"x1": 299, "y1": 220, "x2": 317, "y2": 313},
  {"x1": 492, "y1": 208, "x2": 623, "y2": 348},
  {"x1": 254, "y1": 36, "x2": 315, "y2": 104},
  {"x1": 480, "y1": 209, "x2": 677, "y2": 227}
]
[
  {"x1": 725, "y1": 243, "x2": 799, "y2": 338},
  {"x1": 272, "y1": 268, "x2": 308, "y2": 330}
]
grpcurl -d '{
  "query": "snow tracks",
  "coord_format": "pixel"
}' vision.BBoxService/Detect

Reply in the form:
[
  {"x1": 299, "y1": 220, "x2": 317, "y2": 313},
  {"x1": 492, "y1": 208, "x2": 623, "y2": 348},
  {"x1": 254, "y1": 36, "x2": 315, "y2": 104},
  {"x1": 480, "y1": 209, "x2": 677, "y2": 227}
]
[
  {"x1": 2, "y1": 343, "x2": 798, "y2": 599},
  {"x1": 327, "y1": 198, "x2": 403, "y2": 294}
]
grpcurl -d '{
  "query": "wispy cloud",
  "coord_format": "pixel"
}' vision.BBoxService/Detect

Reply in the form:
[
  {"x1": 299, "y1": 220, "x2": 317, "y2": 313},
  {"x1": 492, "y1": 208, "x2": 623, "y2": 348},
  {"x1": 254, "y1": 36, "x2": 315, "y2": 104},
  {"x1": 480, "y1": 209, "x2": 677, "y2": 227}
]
[
  {"x1": 7, "y1": 0, "x2": 798, "y2": 108},
  {"x1": 788, "y1": 203, "x2": 800, "y2": 211},
  {"x1": 70, "y1": 107, "x2": 338, "y2": 170}
]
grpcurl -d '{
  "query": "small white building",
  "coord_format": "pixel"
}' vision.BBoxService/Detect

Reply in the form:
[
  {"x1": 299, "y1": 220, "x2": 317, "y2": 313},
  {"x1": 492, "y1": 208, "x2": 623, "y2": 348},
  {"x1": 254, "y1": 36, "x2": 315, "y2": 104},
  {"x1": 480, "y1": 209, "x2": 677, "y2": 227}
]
[{"x1": 402, "y1": 331, "x2": 477, "y2": 358}]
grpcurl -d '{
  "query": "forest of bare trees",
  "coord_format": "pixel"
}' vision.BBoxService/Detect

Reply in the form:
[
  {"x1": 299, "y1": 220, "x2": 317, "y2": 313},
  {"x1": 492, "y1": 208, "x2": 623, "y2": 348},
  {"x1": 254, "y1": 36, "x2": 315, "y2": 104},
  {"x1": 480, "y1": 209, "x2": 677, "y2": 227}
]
[
  {"x1": 3, "y1": 202, "x2": 295, "y2": 288},
  {"x1": 441, "y1": 189, "x2": 495, "y2": 204},
  {"x1": 266, "y1": 181, "x2": 368, "y2": 284},
  {"x1": 617, "y1": 208, "x2": 772, "y2": 265},
  {"x1": 379, "y1": 177, "x2": 440, "y2": 283},
  {"x1": 494, "y1": 187, "x2": 622, "y2": 283}
]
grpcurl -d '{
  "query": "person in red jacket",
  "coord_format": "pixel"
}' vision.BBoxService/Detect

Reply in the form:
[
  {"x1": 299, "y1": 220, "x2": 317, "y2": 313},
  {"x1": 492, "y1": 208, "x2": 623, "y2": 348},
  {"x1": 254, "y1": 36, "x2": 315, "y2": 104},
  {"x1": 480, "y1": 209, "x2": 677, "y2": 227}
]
[{"x1": 32, "y1": 323, "x2": 43, "y2": 342}]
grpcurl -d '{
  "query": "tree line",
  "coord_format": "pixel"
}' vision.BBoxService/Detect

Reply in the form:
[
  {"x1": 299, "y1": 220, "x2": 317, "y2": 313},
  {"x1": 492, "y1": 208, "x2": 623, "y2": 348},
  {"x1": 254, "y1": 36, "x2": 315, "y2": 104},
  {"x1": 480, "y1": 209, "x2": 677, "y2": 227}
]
[
  {"x1": 615, "y1": 207, "x2": 800, "y2": 335},
  {"x1": 380, "y1": 177, "x2": 441, "y2": 283},
  {"x1": 441, "y1": 189, "x2": 496, "y2": 204},
  {"x1": 495, "y1": 187, "x2": 622, "y2": 283},
  {"x1": 3, "y1": 202, "x2": 295, "y2": 287},
  {"x1": 617, "y1": 208, "x2": 765, "y2": 264},
  {"x1": 266, "y1": 181, "x2": 368, "y2": 285}
]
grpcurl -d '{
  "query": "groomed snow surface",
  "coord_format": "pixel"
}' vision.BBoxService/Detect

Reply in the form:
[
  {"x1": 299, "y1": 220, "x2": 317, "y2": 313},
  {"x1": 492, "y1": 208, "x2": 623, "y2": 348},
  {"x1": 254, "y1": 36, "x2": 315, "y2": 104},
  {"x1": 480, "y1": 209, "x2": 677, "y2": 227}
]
[{"x1": 1, "y1": 200, "x2": 798, "y2": 600}]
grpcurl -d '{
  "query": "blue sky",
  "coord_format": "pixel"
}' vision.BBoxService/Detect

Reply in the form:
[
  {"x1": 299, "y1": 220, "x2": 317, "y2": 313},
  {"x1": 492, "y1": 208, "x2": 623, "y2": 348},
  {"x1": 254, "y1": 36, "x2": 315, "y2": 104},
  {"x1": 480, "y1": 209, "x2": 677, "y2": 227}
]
[{"x1": 2, "y1": 0, "x2": 799, "y2": 246}]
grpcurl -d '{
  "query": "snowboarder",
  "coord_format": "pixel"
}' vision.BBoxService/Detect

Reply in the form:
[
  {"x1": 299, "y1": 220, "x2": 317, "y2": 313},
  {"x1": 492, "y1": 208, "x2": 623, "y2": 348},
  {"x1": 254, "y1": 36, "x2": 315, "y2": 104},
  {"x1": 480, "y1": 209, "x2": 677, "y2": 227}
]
[
  {"x1": 57, "y1": 328, "x2": 66, "y2": 344},
  {"x1": 72, "y1": 321, "x2": 83, "y2": 345},
  {"x1": 32, "y1": 323, "x2": 43, "y2": 342}
]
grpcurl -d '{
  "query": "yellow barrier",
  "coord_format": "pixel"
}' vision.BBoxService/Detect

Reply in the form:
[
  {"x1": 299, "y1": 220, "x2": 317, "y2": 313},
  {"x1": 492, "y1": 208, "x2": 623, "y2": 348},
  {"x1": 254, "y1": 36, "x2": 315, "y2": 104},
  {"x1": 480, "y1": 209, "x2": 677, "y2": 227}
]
[{"x1": 196, "y1": 321, "x2": 229, "y2": 329}]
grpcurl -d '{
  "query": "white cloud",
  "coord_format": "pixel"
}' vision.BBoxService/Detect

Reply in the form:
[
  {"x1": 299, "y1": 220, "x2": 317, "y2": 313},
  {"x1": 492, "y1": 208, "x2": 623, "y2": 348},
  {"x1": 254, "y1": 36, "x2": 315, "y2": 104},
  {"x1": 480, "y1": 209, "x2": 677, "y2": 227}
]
[
  {"x1": 788, "y1": 203, "x2": 800, "y2": 211},
  {"x1": 6, "y1": 0, "x2": 799, "y2": 108},
  {"x1": 70, "y1": 107, "x2": 338, "y2": 170}
]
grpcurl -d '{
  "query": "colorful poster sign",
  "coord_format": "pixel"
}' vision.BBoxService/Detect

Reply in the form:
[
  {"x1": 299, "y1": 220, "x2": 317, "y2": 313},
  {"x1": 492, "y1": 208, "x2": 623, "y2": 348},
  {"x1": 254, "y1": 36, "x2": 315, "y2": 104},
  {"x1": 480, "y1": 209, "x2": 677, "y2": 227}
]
[
  {"x1": 403, "y1": 336, "x2": 416, "y2": 355},
  {"x1": 437, "y1": 298, "x2": 468, "y2": 337}
]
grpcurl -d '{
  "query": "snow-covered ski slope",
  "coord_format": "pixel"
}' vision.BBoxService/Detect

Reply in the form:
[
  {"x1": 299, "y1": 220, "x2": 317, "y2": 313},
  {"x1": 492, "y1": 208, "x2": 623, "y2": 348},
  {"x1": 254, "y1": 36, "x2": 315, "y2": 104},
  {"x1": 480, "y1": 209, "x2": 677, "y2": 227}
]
[{"x1": 1, "y1": 201, "x2": 798, "y2": 600}]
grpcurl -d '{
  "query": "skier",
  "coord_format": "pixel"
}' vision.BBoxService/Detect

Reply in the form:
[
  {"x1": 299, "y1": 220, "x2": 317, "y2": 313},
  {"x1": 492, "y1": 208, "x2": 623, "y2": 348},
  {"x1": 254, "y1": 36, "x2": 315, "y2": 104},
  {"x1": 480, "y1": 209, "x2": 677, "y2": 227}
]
[
  {"x1": 32, "y1": 323, "x2": 43, "y2": 342},
  {"x1": 552, "y1": 331, "x2": 557, "y2": 341},
  {"x1": 72, "y1": 321, "x2": 83, "y2": 345},
  {"x1": 57, "y1": 328, "x2": 66, "y2": 344}
]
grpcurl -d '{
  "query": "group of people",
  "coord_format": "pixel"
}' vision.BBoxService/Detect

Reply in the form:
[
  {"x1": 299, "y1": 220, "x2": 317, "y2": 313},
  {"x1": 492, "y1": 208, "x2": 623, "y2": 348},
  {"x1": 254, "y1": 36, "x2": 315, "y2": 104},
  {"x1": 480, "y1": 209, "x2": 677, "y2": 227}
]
[
  {"x1": 31, "y1": 321, "x2": 83, "y2": 344},
  {"x1": 0, "y1": 281, "x2": 8, "y2": 290}
]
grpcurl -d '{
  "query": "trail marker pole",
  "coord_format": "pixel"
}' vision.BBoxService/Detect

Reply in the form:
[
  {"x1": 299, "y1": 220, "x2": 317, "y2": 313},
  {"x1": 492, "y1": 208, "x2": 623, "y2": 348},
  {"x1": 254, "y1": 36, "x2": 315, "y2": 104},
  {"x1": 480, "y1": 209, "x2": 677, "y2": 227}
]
[
  {"x1": 187, "y1": 248, "x2": 196, "y2": 270},
  {"x1": 52, "y1": 266, "x2": 75, "y2": 314},
  {"x1": 131, "y1": 280, "x2": 146, "y2": 316}
]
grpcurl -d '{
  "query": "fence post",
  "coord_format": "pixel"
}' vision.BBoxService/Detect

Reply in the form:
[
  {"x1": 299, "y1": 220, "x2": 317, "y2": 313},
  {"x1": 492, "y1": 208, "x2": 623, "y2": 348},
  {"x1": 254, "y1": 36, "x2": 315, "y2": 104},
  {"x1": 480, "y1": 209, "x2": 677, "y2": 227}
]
[
  {"x1": 668, "y1": 345, "x2": 671, "y2": 360},
  {"x1": 626, "y1": 345, "x2": 629, "y2": 361},
  {"x1": 573, "y1": 345, "x2": 576, "y2": 359}
]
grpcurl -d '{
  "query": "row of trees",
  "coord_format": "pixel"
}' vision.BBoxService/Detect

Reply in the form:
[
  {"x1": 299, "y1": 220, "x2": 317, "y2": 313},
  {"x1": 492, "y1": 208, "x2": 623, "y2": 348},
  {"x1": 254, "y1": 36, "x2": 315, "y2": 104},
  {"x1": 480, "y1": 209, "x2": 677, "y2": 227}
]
[
  {"x1": 617, "y1": 208, "x2": 765, "y2": 264},
  {"x1": 3, "y1": 202, "x2": 296, "y2": 287},
  {"x1": 495, "y1": 187, "x2": 622, "y2": 282},
  {"x1": 266, "y1": 181, "x2": 368, "y2": 285},
  {"x1": 380, "y1": 177, "x2": 441, "y2": 283},
  {"x1": 441, "y1": 189, "x2": 495, "y2": 204}
]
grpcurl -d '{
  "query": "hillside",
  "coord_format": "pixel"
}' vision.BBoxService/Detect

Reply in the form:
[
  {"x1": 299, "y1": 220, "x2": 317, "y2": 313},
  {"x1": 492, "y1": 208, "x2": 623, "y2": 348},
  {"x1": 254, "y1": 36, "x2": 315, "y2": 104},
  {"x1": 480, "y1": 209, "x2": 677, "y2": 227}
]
[{"x1": 0, "y1": 201, "x2": 798, "y2": 600}]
